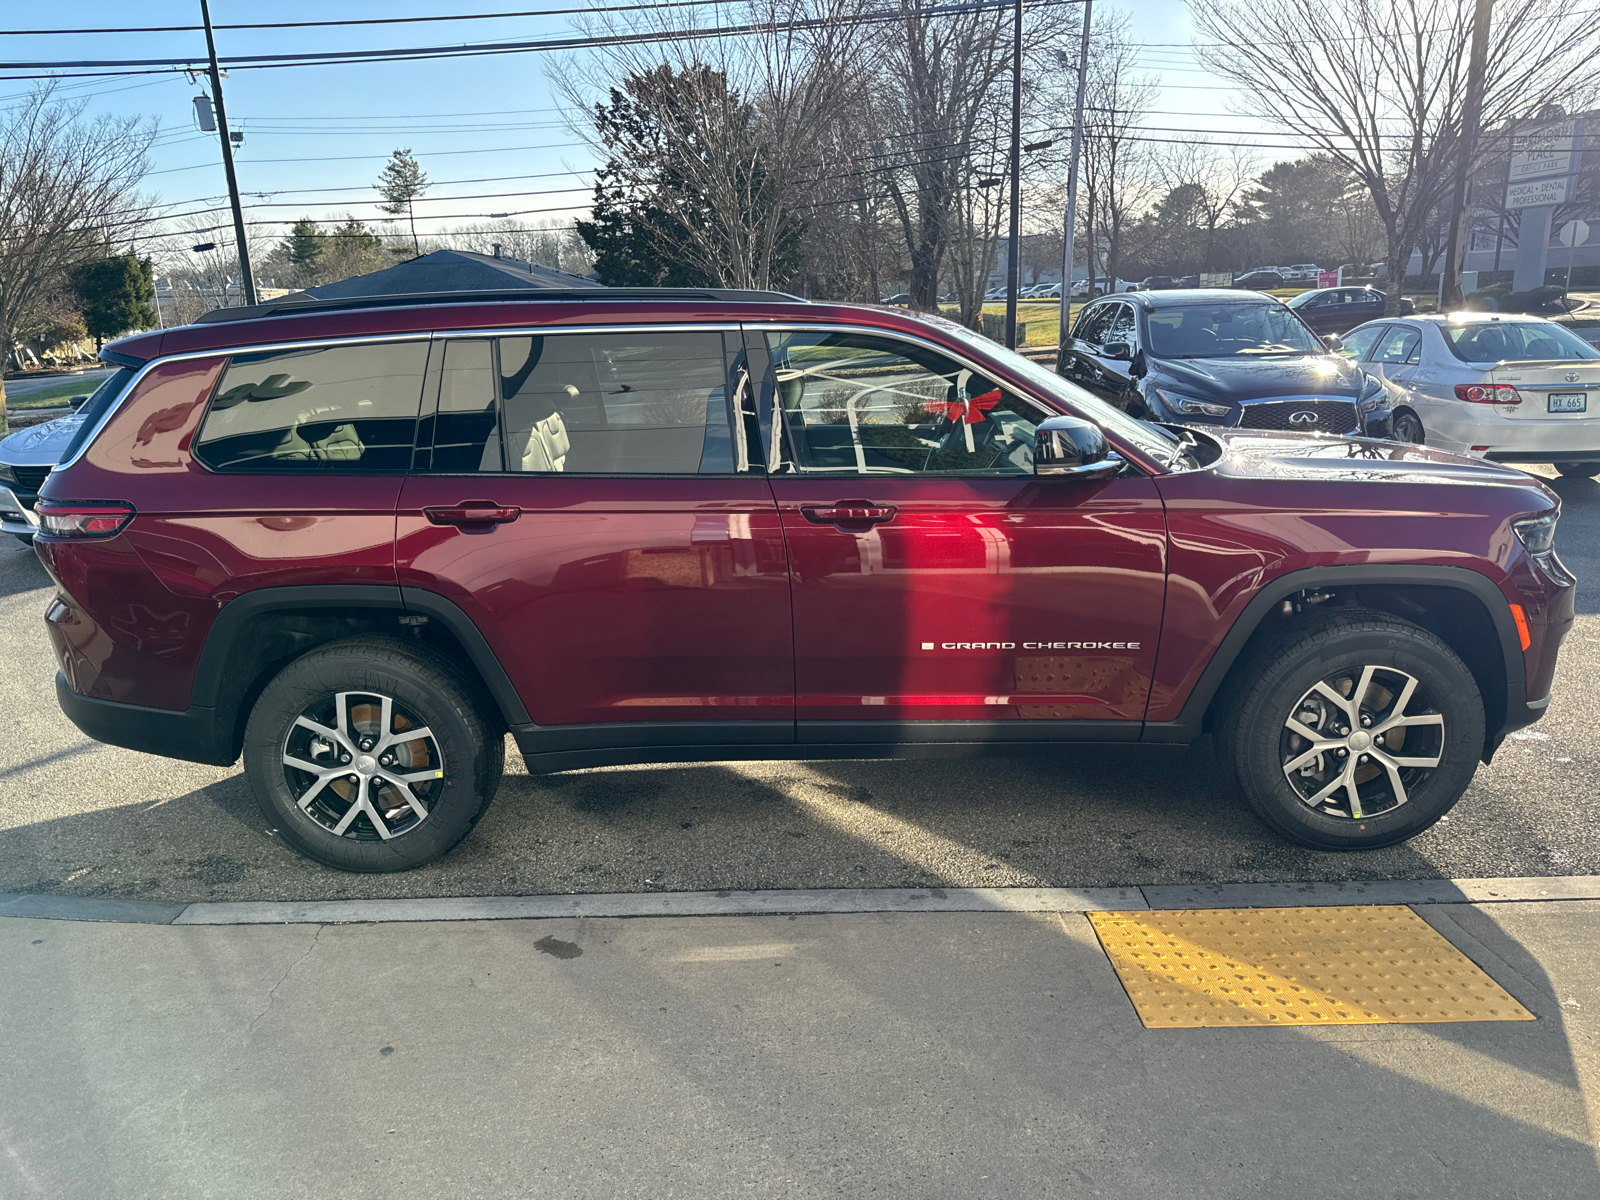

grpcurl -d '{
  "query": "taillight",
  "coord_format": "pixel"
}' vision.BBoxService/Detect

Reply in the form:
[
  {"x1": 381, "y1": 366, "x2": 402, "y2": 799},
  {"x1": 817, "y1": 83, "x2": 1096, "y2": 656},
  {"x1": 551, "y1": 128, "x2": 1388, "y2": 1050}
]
[
  {"x1": 35, "y1": 500, "x2": 135, "y2": 539},
  {"x1": 1454, "y1": 383, "x2": 1523, "y2": 405}
]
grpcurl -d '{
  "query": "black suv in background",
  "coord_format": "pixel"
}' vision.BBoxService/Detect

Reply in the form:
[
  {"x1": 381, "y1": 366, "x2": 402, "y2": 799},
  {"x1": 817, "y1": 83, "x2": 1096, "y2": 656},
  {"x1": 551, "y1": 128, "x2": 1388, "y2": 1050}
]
[{"x1": 1058, "y1": 289, "x2": 1393, "y2": 437}]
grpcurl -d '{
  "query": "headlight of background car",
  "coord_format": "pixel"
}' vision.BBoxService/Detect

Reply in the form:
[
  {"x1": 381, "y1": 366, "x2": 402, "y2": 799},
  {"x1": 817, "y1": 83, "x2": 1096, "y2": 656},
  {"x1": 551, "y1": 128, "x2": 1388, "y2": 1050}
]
[
  {"x1": 0, "y1": 464, "x2": 15, "y2": 485},
  {"x1": 1355, "y1": 373, "x2": 1390, "y2": 413},
  {"x1": 1153, "y1": 388, "x2": 1231, "y2": 418}
]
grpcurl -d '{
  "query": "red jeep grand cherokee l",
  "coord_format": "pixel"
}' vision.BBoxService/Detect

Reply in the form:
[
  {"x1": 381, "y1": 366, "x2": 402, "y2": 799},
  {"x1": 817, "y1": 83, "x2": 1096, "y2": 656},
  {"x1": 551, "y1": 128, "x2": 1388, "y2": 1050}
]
[{"x1": 34, "y1": 288, "x2": 1574, "y2": 873}]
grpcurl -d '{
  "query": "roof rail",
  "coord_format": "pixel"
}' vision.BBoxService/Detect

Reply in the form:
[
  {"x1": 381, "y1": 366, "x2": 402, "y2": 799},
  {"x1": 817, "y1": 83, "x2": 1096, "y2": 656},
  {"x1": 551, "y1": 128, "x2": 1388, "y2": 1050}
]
[{"x1": 192, "y1": 287, "x2": 809, "y2": 325}]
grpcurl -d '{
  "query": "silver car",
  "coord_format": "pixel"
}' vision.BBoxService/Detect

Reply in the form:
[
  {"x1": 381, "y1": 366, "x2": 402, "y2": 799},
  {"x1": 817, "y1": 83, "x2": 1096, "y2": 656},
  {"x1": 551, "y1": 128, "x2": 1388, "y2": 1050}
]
[
  {"x1": 0, "y1": 370, "x2": 134, "y2": 543},
  {"x1": 1337, "y1": 312, "x2": 1600, "y2": 477}
]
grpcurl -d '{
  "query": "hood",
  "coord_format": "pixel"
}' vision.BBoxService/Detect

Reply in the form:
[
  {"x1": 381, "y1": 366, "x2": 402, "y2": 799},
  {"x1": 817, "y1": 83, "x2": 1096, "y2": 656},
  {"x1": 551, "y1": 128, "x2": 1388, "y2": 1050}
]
[
  {"x1": 0, "y1": 412, "x2": 88, "y2": 467},
  {"x1": 1200, "y1": 427, "x2": 1551, "y2": 489},
  {"x1": 1149, "y1": 353, "x2": 1364, "y2": 403}
]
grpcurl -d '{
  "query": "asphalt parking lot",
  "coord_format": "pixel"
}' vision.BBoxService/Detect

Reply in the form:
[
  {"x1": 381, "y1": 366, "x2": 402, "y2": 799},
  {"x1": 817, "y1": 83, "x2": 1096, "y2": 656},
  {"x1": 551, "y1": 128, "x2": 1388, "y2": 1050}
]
[{"x1": 1, "y1": 466, "x2": 1596, "y2": 905}]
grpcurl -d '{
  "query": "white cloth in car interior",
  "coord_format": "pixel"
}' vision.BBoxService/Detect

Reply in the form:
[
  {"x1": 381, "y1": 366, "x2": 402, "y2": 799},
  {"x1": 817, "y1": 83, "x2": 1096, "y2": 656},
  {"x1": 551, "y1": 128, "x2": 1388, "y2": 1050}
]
[{"x1": 521, "y1": 411, "x2": 570, "y2": 472}]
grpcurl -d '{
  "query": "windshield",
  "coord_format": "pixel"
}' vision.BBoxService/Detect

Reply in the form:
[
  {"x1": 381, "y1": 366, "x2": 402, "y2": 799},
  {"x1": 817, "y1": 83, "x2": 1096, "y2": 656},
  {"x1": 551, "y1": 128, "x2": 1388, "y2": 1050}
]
[
  {"x1": 1145, "y1": 302, "x2": 1323, "y2": 358},
  {"x1": 936, "y1": 321, "x2": 1181, "y2": 463},
  {"x1": 1441, "y1": 321, "x2": 1600, "y2": 363}
]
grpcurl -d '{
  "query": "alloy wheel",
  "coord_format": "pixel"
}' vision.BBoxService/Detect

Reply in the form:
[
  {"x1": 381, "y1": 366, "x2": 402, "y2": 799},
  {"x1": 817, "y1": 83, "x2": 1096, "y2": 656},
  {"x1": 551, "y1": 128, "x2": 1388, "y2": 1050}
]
[
  {"x1": 1279, "y1": 665, "x2": 1444, "y2": 819},
  {"x1": 281, "y1": 691, "x2": 445, "y2": 840}
]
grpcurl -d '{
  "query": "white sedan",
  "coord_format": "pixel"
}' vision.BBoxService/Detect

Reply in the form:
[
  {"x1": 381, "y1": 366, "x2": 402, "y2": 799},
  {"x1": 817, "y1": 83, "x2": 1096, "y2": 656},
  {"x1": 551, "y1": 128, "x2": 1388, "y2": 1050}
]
[{"x1": 1338, "y1": 312, "x2": 1600, "y2": 478}]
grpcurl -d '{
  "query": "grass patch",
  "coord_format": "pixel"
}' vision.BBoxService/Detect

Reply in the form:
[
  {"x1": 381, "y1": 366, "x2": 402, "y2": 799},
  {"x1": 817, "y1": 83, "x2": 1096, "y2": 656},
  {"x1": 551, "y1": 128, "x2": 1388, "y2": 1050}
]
[{"x1": 5, "y1": 378, "x2": 97, "y2": 409}]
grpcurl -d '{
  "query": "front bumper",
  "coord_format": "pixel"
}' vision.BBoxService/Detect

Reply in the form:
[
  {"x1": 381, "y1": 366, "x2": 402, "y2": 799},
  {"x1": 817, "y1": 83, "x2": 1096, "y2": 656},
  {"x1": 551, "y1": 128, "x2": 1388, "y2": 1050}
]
[{"x1": 0, "y1": 483, "x2": 38, "y2": 535}]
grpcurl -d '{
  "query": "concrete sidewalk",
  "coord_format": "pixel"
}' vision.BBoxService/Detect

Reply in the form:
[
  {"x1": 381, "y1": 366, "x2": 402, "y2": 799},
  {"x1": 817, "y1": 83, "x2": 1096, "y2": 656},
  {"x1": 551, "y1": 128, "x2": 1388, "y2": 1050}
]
[{"x1": 3, "y1": 900, "x2": 1598, "y2": 1198}]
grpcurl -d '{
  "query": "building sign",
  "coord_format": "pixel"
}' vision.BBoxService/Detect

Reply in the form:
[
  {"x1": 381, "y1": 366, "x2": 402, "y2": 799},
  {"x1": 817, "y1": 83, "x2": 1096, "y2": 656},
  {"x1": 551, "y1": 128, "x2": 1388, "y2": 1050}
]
[
  {"x1": 1318, "y1": 270, "x2": 1339, "y2": 288},
  {"x1": 1507, "y1": 175, "x2": 1569, "y2": 210},
  {"x1": 1509, "y1": 120, "x2": 1575, "y2": 182}
]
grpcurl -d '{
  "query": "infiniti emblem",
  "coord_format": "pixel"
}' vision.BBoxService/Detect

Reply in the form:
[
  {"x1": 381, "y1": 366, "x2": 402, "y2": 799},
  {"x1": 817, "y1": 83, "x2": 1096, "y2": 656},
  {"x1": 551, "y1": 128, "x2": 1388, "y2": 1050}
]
[{"x1": 1289, "y1": 410, "x2": 1319, "y2": 426}]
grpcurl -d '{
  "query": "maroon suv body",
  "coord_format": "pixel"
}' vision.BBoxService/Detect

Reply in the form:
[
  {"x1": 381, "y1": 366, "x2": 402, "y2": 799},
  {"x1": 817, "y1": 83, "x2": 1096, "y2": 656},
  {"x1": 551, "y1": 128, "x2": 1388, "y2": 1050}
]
[{"x1": 34, "y1": 290, "x2": 1575, "y2": 871}]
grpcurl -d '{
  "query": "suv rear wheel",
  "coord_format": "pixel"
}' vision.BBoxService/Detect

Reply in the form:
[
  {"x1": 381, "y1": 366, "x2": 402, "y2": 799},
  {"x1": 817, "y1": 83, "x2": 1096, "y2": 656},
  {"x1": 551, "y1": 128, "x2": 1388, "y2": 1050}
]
[
  {"x1": 1555, "y1": 461, "x2": 1600, "y2": 478},
  {"x1": 242, "y1": 637, "x2": 504, "y2": 872},
  {"x1": 1216, "y1": 609, "x2": 1484, "y2": 850}
]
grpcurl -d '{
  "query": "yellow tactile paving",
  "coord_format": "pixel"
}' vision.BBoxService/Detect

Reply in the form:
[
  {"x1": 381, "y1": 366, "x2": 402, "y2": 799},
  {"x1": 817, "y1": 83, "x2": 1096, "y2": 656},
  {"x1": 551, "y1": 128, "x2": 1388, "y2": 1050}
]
[{"x1": 1088, "y1": 906, "x2": 1534, "y2": 1029}]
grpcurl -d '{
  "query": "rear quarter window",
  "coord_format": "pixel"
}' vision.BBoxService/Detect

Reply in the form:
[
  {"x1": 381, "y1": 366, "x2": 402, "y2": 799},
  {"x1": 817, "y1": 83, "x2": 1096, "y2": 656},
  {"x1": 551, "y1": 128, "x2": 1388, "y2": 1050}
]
[{"x1": 193, "y1": 340, "x2": 429, "y2": 472}]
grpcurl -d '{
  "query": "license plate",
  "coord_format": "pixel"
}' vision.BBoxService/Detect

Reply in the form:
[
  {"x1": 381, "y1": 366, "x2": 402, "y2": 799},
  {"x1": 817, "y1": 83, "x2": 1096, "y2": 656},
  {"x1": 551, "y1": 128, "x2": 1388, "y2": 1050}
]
[{"x1": 1548, "y1": 392, "x2": 1587, "y2": 413}]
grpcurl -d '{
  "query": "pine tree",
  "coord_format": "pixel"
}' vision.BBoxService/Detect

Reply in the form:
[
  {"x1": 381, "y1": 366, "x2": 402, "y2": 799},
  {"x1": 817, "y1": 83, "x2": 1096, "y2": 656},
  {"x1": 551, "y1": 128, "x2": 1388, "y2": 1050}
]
[
  {"x1": 72, "y1": 255, "x2": 157, "y2": 349},
  {"x1": 286, "y1": 218, "x2": 325, "y2": 272},
  {"x1": 376, "y1": 149, "x2": 428, "y2": 257}
]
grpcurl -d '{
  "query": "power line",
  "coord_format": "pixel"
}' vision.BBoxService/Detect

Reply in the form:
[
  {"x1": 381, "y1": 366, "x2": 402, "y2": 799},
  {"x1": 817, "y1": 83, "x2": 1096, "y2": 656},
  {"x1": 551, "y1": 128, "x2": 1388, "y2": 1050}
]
[
  {"x1": 0, "y1": 2, "x2": 751, "y2": 37},
  {"x1": 0, "y1": 0, "x2": 1069, "y2": 76}
]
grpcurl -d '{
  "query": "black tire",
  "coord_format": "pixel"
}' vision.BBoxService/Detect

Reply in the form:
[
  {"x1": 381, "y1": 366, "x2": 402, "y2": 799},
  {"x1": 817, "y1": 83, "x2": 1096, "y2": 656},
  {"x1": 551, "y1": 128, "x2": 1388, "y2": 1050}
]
[
  {"x1": 1554, "y1": 462, "x2": 1600, "y2": 478},
  {"x1": 1215, "y1": 608, "x2": 1484, "y2": 850},
  {"x1": 12, "y1": 533, "x2": 33, "y2": 547},
  {"x1": 1392, "y1": 410, "x2": 1425, "y2": 444},
  {"x1": 243, "y1": 636, "x2": 504, "y2": 872}
]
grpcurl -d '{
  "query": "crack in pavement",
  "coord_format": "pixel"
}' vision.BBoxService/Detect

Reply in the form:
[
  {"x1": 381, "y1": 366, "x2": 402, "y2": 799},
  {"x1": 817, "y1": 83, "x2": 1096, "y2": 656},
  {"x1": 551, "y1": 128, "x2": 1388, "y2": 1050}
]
[{"x1": 248, "y1": 924, "x2": 325, "y2": 1036}]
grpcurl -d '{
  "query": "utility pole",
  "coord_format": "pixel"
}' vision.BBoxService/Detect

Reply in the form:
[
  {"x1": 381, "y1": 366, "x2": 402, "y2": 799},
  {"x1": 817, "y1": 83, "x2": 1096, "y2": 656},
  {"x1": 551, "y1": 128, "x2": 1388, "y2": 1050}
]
[
  {"x1": 1439, "y1": 0, "x2": 1493, "y2": 310},
  {"x1": 1057, "y1": 0, "x2": 1092, "y2": 355},
  {"x1": 1003, "y1": 0, "x2": 1024, "y2": 349},
  {"x1": 200, "y1": 0, "x2": 256, "y2": 307}
]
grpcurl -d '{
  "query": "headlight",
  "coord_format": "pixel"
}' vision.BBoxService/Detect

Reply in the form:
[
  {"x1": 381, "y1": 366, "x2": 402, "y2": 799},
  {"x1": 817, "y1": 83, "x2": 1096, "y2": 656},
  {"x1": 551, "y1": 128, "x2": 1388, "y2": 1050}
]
[
  {"x1": 1356, "y1": 374, "x2": 1390, "y2": 412},
  {"x1": 1513, "y1": 511, "x2": 1558, "y2": 563},
  {"x1": 1154, "y1": 389, "x2": 1231, "y2": 418}
]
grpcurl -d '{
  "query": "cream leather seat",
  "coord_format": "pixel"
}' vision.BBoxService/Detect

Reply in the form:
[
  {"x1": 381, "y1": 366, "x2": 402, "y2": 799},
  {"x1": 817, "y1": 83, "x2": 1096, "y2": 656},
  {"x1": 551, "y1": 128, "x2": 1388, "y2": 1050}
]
[{"x1": 521, "y1": 411, "x2": 570, "y2": 472}]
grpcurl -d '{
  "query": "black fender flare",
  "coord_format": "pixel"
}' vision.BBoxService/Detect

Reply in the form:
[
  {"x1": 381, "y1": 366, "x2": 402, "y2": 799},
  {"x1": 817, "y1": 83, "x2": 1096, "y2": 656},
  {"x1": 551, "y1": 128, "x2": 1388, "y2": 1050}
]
[
  {"x1": 192, "y1": 583, "x2": 532, "y2": 734},
  {"x1": 1141, "y1": 564, "x2": 1527, "y2": 749}
]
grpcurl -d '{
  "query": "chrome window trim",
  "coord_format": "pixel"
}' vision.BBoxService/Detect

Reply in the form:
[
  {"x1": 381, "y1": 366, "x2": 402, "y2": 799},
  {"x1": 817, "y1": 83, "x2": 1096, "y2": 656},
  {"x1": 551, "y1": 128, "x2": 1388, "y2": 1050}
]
[
  {"x1": 433, "y1": 323, "x2": 741, "y2": 339},
  {"x1": 56, "y1": 325, "x2": 742, "y2": 473}
]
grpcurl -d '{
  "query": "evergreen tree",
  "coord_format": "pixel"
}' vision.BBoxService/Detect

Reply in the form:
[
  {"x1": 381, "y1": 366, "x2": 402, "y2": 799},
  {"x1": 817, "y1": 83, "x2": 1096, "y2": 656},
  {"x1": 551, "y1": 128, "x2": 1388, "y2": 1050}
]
[
  {"x1": 286, "y1": 218, "x2": 325, "y2": 271},
  {"x1": 72, "y1": 254, "x2": 156, "y2": 348},
  {"x1": 376, "y1": 148, "x2": 428, "y2": 257}
]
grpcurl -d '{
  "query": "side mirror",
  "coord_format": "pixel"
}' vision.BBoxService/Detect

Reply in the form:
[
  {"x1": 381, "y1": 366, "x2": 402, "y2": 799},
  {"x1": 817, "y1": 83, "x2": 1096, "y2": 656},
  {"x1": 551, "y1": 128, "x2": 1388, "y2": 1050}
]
[
  {"x1": 1322, "y1": 334, "x2": 1343, "y2": 352},
  {"x1": 1100, "y1": 341, "x2": 1133, "y2": 362},
  {"x1": 68, "y1": 394, "x2": 89, "y2": 411},
  {"x1": 1033, "y1": 416, "x2": 1124, "y2": 480}
]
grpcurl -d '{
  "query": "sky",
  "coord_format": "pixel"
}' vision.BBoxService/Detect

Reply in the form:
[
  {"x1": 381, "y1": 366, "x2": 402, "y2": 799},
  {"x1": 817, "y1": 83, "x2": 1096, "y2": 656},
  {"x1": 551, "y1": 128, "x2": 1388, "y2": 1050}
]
[{"x1": 0, "y1": 0, "x2": 1283, "y2": 259}]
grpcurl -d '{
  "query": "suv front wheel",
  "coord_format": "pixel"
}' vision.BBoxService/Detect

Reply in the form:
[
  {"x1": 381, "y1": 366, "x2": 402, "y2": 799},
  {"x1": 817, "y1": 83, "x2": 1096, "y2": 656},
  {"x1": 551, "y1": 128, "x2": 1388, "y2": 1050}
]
[
  {"x1": 242, "y1": 637, "x2": 504, "y2": 872},
  {"x1": 1217, "y1": 609, "x2": 1484, "y2": 850}
]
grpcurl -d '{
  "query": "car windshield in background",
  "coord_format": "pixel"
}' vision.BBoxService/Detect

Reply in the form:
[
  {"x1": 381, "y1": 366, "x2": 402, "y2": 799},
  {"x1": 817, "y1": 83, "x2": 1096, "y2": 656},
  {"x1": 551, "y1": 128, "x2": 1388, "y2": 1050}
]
[
  {"x1": 1441, "y1": 322, "x2": 1600, "y2": 363},
  {"x1": 1145, "y1": 302, "x2": 1323, "y2": 359},
  {"x1": 938, "y1": 322, "x2": 1182, "y2": 463}
]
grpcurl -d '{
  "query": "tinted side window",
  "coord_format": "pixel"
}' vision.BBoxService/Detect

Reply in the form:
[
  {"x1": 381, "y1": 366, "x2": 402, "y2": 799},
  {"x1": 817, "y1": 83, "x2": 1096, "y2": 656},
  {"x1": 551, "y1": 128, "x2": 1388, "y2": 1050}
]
[
  {"x1": 765, "y1": 330, "x2": 1044, "y2": 476},
  {"x1": 1073, "y1": 304, "x2": 1116, "y2": 345},
  {"x1": 1102, "y1": 304, "x2": 1137, "y2": 347},
  {"x1": 1338, "y1": 324, "x2": 1386, "y2": 361},
  {"x1": 195, "y1": 341, "x2": 428, "y2": 472},
  {"x1": 1374, "y1": 327, "x2": 1421, "y2": 364},
  {"x1": 432, "y1": 339, "x2": 501, "y2": 472},
  {"x1": 498, "y1": 332, "x2": 734, "y2": 475}
]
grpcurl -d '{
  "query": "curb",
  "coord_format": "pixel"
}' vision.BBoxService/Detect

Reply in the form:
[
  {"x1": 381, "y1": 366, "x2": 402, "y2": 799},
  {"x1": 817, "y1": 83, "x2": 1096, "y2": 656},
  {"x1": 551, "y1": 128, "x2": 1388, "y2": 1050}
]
[{"x1": 4, "y1": 875, "x2": 1599, "y2": 928}]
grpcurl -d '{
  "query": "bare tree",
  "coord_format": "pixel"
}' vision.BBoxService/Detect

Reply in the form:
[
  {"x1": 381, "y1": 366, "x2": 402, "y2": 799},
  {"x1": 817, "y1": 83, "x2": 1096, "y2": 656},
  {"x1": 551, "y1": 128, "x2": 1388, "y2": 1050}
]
[
  {"x1": 1191, "y1": 0, "x2": 1600, "y2": 313},
  {"x1": 427, "y1": 218, "x2": 592, "y2": 273},
  {"x1": 558, "y1": 0, "x2": 877, "y2": 290},
  {"x1": 0, "y1": 84, "x2": 155, "y2": 427},
  {"x1": 1078, "y1": 14, "x2": 1159, "y2": 293}
]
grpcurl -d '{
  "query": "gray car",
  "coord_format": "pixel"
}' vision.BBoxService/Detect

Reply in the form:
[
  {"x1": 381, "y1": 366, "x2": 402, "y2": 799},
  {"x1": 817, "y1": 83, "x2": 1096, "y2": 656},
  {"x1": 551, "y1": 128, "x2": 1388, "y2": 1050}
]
[
  {"x1": 1336, "y1": 312, "x2": 1600, "y2": 476},
  {"x1": 0, "y1": 372, "x2": 131, "y2": 543}
]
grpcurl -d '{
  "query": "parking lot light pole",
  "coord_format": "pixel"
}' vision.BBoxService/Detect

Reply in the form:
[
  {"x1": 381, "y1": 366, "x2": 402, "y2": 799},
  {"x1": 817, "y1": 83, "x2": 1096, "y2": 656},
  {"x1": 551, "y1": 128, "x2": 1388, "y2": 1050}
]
[
  {"x1": 1004, "y1": 0, "x2": 1024, "y2": 349},
  {"x1": 1057, "y1": 0, "x2": 1092, "y2": 353},
  {"x1": 1439, "y1": 0, "x2": 1494, "y2": 310}
]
